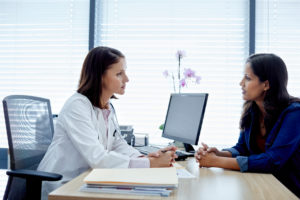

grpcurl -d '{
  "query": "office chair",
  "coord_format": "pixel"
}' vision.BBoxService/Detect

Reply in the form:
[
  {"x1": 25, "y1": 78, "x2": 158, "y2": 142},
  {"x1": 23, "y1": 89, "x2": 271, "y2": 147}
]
[{"x1": 2, "y1": 95, "x2": 62, "y2": 200}]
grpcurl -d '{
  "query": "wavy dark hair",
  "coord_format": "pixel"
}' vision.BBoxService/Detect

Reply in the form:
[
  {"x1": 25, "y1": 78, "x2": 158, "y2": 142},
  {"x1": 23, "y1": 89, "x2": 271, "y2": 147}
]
[
  {"x1": 240, "y1": 53, "x2": 300, "y2": 132},
  {"x1": 77, "y1": 46, "x2": 124, "y2": 108}
]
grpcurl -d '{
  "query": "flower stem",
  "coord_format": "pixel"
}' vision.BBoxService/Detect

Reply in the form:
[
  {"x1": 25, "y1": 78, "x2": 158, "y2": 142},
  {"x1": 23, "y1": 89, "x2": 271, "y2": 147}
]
[
  {"x1": 178, "y1": 57, "x2": 181, "y2": 93},
  {"x1": 172, "y1": 73, "x2": 176, "y2": 93}
]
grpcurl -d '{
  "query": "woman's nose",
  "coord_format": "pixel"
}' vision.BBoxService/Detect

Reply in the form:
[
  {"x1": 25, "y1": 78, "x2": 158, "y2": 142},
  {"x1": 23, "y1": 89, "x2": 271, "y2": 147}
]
[
  {"x1": 124, "y1": 74, "x2": 129, "y2": 82},
  {"x1": 239, "y1": 79, "x2": 243, "y2": 86}
]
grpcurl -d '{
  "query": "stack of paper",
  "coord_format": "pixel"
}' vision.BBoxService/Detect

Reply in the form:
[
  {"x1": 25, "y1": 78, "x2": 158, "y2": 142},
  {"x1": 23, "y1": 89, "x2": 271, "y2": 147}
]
[{"x1": 80, "y1": 167, "x2": 178, "y2": 197}]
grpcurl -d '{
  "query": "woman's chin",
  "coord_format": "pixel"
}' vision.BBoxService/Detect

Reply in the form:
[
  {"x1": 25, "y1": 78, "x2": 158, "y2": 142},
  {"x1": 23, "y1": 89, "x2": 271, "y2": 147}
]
[{"x1": 116, "y1": 90, "x2": 125, "y2": 95}]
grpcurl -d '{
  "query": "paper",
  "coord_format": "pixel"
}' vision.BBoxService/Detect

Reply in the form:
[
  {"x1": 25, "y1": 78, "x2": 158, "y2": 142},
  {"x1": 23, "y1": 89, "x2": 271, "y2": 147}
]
[
  {"x1": 172, "y1": 162, "x2": 185, "y2": 169},
  {"x1": 80, "y1": 184, "x2": 172, "y2": 197},
  {"x1": 176, "y1": 169, "x2": 195, "y2": 179},
  {"x1": 84, "y1": 167, "x2": 178, "y2": 187}
]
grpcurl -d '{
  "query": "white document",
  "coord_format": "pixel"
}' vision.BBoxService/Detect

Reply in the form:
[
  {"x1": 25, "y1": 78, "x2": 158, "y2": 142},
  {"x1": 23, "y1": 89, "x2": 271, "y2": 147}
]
[{"x1": 176, "y1": 168, "x2": 195, "y2": 179}]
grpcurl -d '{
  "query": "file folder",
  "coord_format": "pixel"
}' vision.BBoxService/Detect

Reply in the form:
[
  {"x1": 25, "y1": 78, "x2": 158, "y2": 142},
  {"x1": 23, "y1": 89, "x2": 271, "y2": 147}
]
[{"x1": 83, "y1": 167, "x2": 178, "y2": 187}]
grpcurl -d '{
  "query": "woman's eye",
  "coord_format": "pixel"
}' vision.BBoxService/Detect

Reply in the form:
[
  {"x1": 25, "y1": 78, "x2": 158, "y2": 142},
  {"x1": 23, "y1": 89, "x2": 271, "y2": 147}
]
[
  {"x1": 245, "y1": 75, "x2": 251, "y2": 80},
  {"x1": 117, "y1": 72, "x2": 122, "y2": 76}
]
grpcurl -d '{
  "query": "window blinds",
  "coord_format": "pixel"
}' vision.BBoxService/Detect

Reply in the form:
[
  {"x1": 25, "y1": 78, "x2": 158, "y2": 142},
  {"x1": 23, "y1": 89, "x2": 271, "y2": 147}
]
[
  {"x1": 94, "y1": 0, "x2": 249, "y2": 147},
  {"x1": 256, "y1": 0, "x2": 300, "y2": 97},
  {"x1": 0, "y1": 0, "x2": 89, "y2": 147}
]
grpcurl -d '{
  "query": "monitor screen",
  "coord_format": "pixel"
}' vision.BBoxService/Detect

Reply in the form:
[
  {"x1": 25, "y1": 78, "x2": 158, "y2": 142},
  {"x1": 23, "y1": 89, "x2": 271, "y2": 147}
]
[{"x1": 162, "y1": 93, "x2": 208, "y2": 146}]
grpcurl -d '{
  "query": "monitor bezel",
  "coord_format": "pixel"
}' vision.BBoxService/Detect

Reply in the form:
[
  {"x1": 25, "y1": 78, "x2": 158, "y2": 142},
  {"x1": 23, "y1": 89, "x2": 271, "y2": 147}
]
[{"x1": 161, "y1": 93, "x2": 208, "y2": 146}]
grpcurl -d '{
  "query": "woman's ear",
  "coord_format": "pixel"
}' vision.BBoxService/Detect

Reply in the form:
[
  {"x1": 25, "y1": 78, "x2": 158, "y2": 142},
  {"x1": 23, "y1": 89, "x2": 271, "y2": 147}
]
[{"x1": 264, "y1": 80, "x2": 270, "y2": 91}]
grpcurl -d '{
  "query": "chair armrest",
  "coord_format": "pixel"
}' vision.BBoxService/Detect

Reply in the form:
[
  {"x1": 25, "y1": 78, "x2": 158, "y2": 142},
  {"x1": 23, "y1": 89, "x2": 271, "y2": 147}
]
[{"x1": 6, "y1": 169, "x2": 62, "y2": 181}]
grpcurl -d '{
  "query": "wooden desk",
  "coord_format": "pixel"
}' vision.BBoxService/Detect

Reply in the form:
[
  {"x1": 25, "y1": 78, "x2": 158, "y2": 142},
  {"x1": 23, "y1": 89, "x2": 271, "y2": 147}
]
[{"x1": 49, "y1": 158, "x2": 298, "y2": 200}]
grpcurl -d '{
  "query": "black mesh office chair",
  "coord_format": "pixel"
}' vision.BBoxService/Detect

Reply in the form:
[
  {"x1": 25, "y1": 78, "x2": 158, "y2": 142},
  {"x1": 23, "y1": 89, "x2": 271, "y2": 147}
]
[{"x1": 2, "y1": 95, "x2": 62, "y2": 200}]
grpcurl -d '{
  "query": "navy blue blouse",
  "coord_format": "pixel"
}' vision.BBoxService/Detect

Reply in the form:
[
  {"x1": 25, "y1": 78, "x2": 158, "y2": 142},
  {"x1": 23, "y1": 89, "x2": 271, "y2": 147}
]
[{"x1": 224, "y1": 102, "x2": 300, "y2": 197}]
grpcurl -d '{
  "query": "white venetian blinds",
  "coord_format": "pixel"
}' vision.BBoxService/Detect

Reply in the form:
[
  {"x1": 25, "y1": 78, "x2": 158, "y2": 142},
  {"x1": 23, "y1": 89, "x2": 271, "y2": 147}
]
[
  {"x1": 0, "y1": 0, "x2": 89, "y2": 147},
  {"x1": 94, "y1": 0, "x2": 249, "y2": 147},
  {"x1": 256, "y1": 0, "x2": 300, "y2": 96}
]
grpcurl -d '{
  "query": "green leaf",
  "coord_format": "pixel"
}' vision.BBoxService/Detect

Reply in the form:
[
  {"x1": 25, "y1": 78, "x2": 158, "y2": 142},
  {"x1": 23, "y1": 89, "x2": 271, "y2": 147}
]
[{"x1": 159, "y1": 124, "x2": 164, "y2": 130}]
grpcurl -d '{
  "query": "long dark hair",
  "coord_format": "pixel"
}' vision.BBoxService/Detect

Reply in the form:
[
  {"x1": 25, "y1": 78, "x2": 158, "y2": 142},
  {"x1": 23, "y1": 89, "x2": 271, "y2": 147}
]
[
  {"x1": 240, "y1": 53, "x2": 300, "y2": 132},
  {"x1": 77, "y1": 46, "x2": 125, "y2": 108}
]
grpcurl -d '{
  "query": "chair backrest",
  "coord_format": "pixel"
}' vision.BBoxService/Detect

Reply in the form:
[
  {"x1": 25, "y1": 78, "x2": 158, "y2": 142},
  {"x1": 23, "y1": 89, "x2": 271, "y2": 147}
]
[{"x1": 3, "y1": 95, "x2": 54, "y2": 170}]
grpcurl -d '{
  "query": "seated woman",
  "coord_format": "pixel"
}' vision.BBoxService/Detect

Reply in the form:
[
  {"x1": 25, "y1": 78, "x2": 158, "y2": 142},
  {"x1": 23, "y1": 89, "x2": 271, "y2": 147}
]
[
  {"x1": 195, "y1": 53, "x2": 300, "y2": 197},
  {"x1": 38, "y1": 46, "x2": 177, "y2": 199}
]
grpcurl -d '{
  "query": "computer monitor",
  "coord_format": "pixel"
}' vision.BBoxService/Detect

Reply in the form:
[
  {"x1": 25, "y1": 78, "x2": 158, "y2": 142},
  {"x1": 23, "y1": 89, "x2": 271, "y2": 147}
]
[{"x1": 162, "y1": 93, "x2": 208, "y2": 152}]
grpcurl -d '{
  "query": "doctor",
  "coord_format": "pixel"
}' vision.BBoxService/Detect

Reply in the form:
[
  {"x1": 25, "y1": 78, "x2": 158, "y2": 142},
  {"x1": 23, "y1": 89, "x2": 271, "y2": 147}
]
[{"x1": 38, "y1": 46, "x2": 177, "y2": 199}]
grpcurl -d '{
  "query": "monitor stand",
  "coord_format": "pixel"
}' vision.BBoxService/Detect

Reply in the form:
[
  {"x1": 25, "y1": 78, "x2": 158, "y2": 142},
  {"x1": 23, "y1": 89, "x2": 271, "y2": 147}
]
[
  {"x1": 171, "y1": 141, "x2": 195, "y2": 155},
  {"x1": 184, "y1": 143, "x2": 195, "y2": 153}
]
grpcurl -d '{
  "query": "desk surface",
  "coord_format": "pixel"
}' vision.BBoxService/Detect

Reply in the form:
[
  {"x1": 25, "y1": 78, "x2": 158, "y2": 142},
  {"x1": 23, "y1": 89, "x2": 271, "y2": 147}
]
[{"x1": 49, "y1": 158, "x2": 298, "y2": 200}]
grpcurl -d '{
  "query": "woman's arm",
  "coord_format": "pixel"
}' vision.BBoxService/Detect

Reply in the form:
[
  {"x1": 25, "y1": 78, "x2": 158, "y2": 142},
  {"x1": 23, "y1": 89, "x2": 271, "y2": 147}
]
[
  {"x1": 195, "y1": 143, "x2": 240, "y2": 170},
  {"x1": 198, "y1": 152, "x2": 240, "y2": 170},
  {"x1": 246, "y1": 109, "x2": 300, "y2": 173}
]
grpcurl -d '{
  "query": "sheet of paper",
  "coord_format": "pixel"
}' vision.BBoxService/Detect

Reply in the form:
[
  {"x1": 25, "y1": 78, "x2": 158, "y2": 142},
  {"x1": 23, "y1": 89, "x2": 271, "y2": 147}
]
[
  {"x1": 176, "y1": 168, "x2": 195, "y2": 179},
  {"x1": 172, "y1": 162, "x2": 185, "y2": 169}
]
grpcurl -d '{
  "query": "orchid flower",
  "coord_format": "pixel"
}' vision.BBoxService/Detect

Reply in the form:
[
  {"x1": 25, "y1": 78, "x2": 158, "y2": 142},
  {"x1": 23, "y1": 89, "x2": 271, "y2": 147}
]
[{"x1": 163, "y1": 50, "x2": 200, "y2": 93}]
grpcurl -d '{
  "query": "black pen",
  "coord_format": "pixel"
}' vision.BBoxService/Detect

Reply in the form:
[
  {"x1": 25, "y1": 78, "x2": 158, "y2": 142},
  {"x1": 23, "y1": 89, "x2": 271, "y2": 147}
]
[{"x1": 113, "y1": 129, "x2": 117, "y2": 137}]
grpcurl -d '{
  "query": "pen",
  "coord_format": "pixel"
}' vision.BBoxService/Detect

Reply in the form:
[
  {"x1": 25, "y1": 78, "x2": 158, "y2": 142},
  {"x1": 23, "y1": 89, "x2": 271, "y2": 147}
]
[{"x1": 161, "y1": 149, "x2": 172, "y2": 153}]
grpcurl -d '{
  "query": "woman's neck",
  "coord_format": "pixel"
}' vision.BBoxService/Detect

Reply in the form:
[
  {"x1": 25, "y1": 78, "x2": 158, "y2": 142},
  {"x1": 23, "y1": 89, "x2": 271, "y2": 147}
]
[{"x1": 100, "y1": 93, "x2": 112, "y2": 109}]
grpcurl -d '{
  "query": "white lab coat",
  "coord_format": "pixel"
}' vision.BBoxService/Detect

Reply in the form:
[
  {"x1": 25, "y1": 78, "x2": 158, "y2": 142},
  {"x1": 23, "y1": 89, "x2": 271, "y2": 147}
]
[{"x1": 38, "y1": 93, "x2": 141, "y2": 199}]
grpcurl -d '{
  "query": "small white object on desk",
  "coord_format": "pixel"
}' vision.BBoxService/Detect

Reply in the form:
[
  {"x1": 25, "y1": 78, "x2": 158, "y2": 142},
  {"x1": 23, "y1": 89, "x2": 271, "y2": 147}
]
[{"x1": 172, "y1": 162, "x2": 195, "y2": 179}]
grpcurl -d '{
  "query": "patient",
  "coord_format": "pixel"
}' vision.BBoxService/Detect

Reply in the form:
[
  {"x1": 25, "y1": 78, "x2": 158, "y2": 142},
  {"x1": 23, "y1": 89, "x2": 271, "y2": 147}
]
[{"x1": 195, "y1": 53, "x2": 300, "y2": 197}]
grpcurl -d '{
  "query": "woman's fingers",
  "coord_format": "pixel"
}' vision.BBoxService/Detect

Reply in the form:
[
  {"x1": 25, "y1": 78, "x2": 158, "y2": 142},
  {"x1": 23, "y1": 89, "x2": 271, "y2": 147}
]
[
  {"x1": 147, "y1": 151, "x2": 160, "y2": 158},
  {"x1": 201, "y1": 142, "x2": 209, "y2": 150},
  {"x1": 161, "y1": 145, "x2": 177, "y2": 152}
]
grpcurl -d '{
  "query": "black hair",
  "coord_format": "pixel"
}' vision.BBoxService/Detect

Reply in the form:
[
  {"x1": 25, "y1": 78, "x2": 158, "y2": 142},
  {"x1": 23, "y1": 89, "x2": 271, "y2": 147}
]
[{"x1": 240, "y1": 53, "x2": 300, "y2": 132}]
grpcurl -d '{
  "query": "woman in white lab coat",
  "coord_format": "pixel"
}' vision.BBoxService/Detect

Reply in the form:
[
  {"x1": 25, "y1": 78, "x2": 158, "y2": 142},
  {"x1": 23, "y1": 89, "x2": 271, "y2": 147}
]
[{"x1": 38, "y1": 46, "x2": 177, "y2": 199}]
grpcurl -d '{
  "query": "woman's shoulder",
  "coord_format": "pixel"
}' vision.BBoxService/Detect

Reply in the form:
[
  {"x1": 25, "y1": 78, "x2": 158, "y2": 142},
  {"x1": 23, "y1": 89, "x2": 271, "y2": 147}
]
[
  {"x1": 61, "y1": 92, "x2": 93, "y2": 111},
  {"x1": 286, "y1": 102, "x2": 300, "y2": 111},
  {"x1": 280, "y1": 102, "x2": 300, "y2": 119}
]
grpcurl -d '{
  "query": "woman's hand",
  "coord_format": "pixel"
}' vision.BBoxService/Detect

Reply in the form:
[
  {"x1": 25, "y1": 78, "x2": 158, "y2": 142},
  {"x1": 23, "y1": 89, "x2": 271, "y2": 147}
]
[
  {"x1": 148, "y1": 146, "x2": 178, "y2": 159},
  {"x1": 195, "y1": 142, "x2": 221, "y2": 162},
  {"x1": 148, "y1": 146, "x2": 177, "y2": 167},
  {"x1": 198, "y1": 152, "x2": 219, "y2": 168},
  {"x1": 149, "y1": 150, "x2": 175, "y2": 167}
]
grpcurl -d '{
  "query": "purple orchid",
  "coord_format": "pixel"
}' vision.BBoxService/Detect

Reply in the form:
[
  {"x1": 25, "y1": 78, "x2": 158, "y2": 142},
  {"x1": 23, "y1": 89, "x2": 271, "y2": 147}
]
[
  {"x1": 184, "y1": 68, "x2": 196, "y2": 78},
  {"x1": 176, "y1": 50, "x2": 186, "y2": 59},
  {"x1": 163, "y1": 50, "x2": 200, "y2": 93},
  {"x1": 163, "y1": 70, "x2": 169, "y2": 78},
  {"x1": 179, "y1": 79, "x2": 186, "y2": 88}
]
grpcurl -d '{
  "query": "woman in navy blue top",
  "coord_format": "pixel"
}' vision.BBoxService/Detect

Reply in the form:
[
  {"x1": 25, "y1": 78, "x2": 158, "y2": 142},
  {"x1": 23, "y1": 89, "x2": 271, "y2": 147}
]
[{"x1": 195, "y1": 53, "x2": 300, "y2": 197}]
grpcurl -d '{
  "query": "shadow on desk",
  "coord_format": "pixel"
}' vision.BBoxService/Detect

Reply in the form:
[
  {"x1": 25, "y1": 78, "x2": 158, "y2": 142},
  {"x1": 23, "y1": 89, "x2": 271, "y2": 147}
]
[{"x1": 49, "y1": 158, "x2": 298, "y2": 200}]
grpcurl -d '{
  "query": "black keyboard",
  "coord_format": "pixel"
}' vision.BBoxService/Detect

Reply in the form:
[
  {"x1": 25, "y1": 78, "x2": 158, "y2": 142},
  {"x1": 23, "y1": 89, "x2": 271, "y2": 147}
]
[{"x1": 134, "y1": 146, "x2": 193, "y2": 161}]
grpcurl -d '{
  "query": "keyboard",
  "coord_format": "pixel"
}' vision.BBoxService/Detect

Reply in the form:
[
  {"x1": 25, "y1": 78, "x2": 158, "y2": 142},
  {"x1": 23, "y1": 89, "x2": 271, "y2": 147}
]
[{"x1": 134, "y1": 145, "x2": 193, "y2": 161}]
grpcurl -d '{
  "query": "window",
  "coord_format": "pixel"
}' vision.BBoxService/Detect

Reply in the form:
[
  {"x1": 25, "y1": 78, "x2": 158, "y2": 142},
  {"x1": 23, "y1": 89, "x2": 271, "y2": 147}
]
[
  {"x1": 256, "y1": 0, "x2": 300, "y2": 96},
  {"x1": 0, "y1": 0, "x2": 89, "y2": 147},
  {"x1": 2, "y1": 0, "x2": 299, "y2": 149},
  {"x1": 95, "y1": 0, "x2": 249, "y2": 147}
]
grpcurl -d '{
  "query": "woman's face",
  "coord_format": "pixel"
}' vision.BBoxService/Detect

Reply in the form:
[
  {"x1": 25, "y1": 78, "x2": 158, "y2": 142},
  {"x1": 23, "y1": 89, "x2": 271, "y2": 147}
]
[
  {"x1": 240, "y1": 63, "x2": 269, "y2": 102},
  {"x1": 102, "y1": 58, "x2": 129, "y2": 96}
]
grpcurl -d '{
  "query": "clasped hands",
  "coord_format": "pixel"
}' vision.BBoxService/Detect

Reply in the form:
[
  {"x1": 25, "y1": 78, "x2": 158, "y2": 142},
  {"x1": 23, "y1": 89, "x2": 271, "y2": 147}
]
[
  {"x1": 147, "y1": 146, "x2": 178, "y2": 167},
  {"x1": 195, "y1": 142, "x2": 219, "y2": 168}
]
